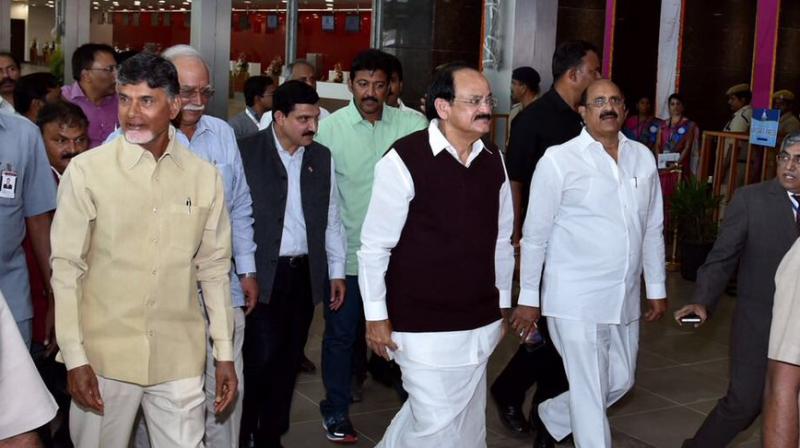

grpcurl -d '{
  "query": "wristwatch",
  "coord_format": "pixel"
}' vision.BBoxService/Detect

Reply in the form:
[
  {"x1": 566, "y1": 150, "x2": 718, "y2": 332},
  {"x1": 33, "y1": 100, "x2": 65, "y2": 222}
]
[{"x1": 238, "y1": 272, "x2": 257, "y2": 279}]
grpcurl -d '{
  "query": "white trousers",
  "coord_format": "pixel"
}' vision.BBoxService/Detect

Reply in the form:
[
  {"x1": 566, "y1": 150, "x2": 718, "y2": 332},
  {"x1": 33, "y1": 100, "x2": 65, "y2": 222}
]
[
  {"x1": 538, "y1": 317, "x2": 639, "y2": 448},
  {"x1": 69, "y1": 375, "x2": 205, "y2": 448},
  {"x1": 133, "y1": 307, "x2": 245, "y2": 448}
]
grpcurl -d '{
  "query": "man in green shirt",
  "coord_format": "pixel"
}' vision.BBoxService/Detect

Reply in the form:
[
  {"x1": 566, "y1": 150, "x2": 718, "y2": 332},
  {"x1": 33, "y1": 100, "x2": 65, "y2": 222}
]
[{"x1": 315, "y1": 49, "x2": 427, "y2": 443}]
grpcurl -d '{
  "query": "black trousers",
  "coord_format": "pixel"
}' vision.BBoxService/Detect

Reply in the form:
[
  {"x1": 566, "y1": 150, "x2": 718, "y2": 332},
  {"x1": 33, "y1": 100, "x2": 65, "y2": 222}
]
[
  {"x1": 490, "y1": 319, "x2": 569, "y2": 411},
  {"x1": 240, "y1": 257, "x2": 315, "y2": 448}
]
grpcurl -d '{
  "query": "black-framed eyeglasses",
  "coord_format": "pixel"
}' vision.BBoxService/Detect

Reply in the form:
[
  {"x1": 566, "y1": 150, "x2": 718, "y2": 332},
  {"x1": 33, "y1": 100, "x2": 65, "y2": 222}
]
[
  {"x1": 452, "y1": 96, "x2": 497, "y2": 108},
  {"x1": 585, "y1": 96, "x2": 625, "y2": 108},
  {"x1": 179, "y1": 86, "x2": 216, "y2": 100},
  {"x1": 87, "y1": 65, "x2": 118, "y2": 73},
  {"x1": 777, "y1": 151, "x2": 800, "y2": 165}
]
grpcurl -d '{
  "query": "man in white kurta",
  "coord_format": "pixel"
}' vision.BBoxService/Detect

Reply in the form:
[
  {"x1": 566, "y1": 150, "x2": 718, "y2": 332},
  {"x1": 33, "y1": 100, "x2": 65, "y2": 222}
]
[
  {"x1": 358, "y1": 65, "x2": 515, "y2": 448},
  {"x1": 515, "y1": 79, "x2": 668, "y2": 447}
]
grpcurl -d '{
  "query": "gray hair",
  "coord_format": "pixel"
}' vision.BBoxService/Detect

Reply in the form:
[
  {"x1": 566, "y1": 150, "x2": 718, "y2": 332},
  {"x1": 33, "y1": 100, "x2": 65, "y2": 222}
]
[
  {"x1": 286, "y1": 59, "x2": 316, "y2": 78},
  {"x1": 161, "y1": 44, "x2": 210, "y2": 75},
  {"x1": 781, "y1": 131, "x2": 800, "y2": 152}
]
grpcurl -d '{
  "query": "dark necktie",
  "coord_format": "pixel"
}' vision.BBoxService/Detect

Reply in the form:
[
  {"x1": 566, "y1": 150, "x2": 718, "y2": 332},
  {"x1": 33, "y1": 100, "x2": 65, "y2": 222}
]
[{"x1": 793, "y1": 195, "x2": 800, "y2": 235}]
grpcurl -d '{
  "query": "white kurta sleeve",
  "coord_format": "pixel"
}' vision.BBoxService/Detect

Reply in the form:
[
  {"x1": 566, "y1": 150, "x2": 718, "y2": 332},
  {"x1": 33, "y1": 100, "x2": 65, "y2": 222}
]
[
  {"x1": 357, "y1": 149, "x2": 414, "y2": 321},
  {"x1": 496, "y1": 156, "x2": 515, "y2": 308},
  {"x1": 518, "y1": 153, "x2": 564, "y2": 307},
  {"x1": 643, "y1": 166, "x2": 667, "y2": 299}
]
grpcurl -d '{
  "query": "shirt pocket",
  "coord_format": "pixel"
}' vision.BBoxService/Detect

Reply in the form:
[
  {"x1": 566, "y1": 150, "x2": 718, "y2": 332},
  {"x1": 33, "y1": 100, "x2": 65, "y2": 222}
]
[
  {"x1": 168, "y1": 203, "x2": 210, "y2": 255},
  {"x1": 630, "y1": 174, "x2": 653, "y2": 217}
]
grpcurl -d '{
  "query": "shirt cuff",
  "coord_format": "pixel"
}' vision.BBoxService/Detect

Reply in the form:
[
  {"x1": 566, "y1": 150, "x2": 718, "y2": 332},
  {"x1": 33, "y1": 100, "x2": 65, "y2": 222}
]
[
  {"x1": 498, "y1": 289, "x2": 511, "y2": 308},
  {"x1": 517, "y1": 288, "x2": 540, "y2": 307},
  {"x1": 329, "y1": 261, "x2": 345, "y2": 280},
  {"x1": 58, "y1": 346, "x2": 89, "y2": 371},
  {"x1": 234, "y1": 254, "x2": 256, "y2": 275},
  {"x1": 645, "y1": 282, "x2": 667, "y2": 300},
  {"x1": 212, "y1": 340, "x2": 234, "y2": 362},
  {"x1": 363, "y1": 299, "x2": 389, "y2": 321}
]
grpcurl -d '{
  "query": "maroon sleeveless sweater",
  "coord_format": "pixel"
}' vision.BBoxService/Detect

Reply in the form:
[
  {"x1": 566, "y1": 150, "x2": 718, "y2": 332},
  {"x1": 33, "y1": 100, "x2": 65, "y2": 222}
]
[{"x1": 385, "y1": 130, "x2": 505, "y2": 332}]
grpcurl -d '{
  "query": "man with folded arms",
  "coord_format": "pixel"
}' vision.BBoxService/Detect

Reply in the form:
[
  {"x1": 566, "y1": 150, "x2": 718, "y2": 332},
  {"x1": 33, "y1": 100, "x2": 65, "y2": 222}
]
[{"x1": 51, "y1": 52, "x2": 236, "y2": 448}]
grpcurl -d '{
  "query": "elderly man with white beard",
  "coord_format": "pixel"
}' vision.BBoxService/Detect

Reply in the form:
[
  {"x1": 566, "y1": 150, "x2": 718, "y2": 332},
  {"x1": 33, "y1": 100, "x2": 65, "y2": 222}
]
[{"x1": 114, "y1": 45, "x2": 258, "y2": 448}]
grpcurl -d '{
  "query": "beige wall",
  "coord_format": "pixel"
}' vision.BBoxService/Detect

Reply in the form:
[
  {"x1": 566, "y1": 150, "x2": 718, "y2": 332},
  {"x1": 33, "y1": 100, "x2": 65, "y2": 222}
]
[{"x1": 90, "y1": 12, "x2": 113, "y2": 45}]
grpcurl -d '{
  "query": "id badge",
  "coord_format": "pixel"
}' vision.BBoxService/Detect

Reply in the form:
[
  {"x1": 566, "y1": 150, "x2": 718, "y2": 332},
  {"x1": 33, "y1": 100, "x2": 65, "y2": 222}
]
[{"x1": 0, "y1": 170, "x2": 17, "y2": 199}]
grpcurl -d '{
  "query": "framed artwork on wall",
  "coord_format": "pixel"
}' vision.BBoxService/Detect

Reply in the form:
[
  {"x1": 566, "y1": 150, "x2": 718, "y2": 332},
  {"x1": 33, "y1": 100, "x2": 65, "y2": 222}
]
[{"x1": 322, "y1": 15, "x2": 335, "y2": 31}]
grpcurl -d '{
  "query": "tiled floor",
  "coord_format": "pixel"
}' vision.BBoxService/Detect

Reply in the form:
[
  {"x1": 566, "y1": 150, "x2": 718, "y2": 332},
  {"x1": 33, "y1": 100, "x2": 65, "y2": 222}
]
[{"x1": 285, "y1": 272, "x2": 761, "y2": 447}]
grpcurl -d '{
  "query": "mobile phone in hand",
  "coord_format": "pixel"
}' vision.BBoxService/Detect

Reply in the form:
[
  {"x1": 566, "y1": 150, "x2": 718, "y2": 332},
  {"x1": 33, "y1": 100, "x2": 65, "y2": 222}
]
[{"x1": 680, "y1": 313, "x2": 702, "y2": 324}]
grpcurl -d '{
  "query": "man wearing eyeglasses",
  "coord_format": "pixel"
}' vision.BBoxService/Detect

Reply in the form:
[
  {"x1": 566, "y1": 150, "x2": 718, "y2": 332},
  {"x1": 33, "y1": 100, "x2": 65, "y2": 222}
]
[
  {"x1": 61, "y1": 43, "x2": 119, "y2": 148},
  {"x1": 675, "y1": 132, "x2": 800, "y2": 447},
  {"x1": 519, "y1": 79, "x2": 667, "y2": 447},
  {"x1": 359, "y1": 62, "x2": 514, "y2": 448}
]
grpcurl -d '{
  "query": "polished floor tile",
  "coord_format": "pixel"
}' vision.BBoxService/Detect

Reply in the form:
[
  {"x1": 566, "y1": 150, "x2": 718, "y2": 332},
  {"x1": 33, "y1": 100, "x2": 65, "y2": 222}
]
[{"x1": 280, "y1": 272, "x2": 761, "y2": 447}]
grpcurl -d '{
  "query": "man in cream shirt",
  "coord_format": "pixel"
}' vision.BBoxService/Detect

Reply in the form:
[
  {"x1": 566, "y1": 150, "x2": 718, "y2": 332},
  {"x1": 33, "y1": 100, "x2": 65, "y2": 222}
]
[
  {"x1": 515, "y1": 79, "x2": 667, "y2": 447},
  {"x1": 51, "y1": 52, "x2": 237, "y2": 448}
]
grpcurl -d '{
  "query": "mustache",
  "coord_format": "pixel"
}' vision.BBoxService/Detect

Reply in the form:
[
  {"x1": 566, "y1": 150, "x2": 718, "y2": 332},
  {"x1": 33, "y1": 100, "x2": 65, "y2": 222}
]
[
  {"x1": 302, "y1": 131, "x2": 315, "y2": 137},
  {"x1": 182, "y1": 104, "x2": 205, "y2": 112},
  {"x1": 600, "y1": 111, "x2": 619, "y2": 120},
  {"x1": 62, "y1": 152, "x2": 79, "y2": 160},
  {"x1": 475, "y1": 114, "x2": 492, "y2": 121},
  {"x1": 361, "y1": 96, "x2": 378, "y2": 103},
  {"x1": 0, "y1": 78, "x2": 14, "y2": 86}
]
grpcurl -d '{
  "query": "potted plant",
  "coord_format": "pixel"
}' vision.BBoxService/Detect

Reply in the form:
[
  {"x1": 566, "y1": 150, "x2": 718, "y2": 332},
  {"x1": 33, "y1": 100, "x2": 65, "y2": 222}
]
[{"x1": 669, "y1": 176, "x2": 722, "y2": 281}]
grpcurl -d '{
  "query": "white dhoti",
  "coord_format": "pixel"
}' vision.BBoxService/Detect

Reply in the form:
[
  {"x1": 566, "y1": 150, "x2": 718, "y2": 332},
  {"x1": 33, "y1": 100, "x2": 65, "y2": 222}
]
[
  {"x1": 538, "y1": 317, "x2": 639, "y2": 448},
  {"x1": 0, "y1": 290, "x2": 58, "y2": 441},
  {"x1": 377, "y1": 320, "x2": 503, "y2": 448}
]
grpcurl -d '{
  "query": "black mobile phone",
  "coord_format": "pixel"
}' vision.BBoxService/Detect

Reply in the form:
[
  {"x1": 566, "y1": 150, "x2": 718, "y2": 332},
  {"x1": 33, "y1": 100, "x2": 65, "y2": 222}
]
[{"x1": 680, "y1": 313, "x2": 702, "y2": 324}]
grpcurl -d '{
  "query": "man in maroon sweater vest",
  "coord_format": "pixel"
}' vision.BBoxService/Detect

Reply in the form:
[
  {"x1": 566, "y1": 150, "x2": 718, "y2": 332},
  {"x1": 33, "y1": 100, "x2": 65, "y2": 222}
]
[{"x1": 357, "y1": 63, "x2": 516, "y2": 447}]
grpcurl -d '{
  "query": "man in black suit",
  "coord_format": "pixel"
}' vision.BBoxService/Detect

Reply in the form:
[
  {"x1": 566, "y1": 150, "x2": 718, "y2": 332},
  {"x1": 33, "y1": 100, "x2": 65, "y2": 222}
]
[
  {"x1": 237, "y1": 80, "x2": 347, "y2": 448},
  {"x1": 675, "y1": 132, "x2": 800, "y2": 447}
]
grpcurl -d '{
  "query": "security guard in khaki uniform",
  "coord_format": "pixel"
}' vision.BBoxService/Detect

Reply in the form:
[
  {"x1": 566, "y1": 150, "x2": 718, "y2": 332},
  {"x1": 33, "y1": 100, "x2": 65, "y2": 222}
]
[
  {"x1": 724, "y1": 83, "x2": 753, "y2": 132},
  {"x1": 773, "y1": 90, "x2": 800, "y2": 136}
]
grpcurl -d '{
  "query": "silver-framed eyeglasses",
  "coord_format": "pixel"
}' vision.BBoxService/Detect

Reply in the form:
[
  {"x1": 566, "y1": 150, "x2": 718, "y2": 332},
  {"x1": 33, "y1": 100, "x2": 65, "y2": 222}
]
[
  {"x1": 586, "y1": 96, "x2": 625, "y2": 108},
  {"x1": 777, "y1": 151, "x2": 800, "y2": 165},
  {"x1": 179, "y1": 86, "x2": 216, "y2": 100},
  {"x1": 452, "y1": 96, "x2": 498, "y2": 108}
]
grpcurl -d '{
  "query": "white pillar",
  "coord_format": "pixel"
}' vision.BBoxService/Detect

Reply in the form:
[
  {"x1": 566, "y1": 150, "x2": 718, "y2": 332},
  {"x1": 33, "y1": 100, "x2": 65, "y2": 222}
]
[
  {"x1": 191, "y1": 0, "x2": 232, "y2": 119},
  {"x1": 655, "y1": 0, "x2": 683, "y2": 119},
  {"x1": 61, "y1": 0, "x2": 91, "y2": 83},
  {"x1": 0, "y1": 0, "x2": 10, "y2": 52},
  {"x1": 511, "y1": 0, "x2": 558, "y2": 90}
]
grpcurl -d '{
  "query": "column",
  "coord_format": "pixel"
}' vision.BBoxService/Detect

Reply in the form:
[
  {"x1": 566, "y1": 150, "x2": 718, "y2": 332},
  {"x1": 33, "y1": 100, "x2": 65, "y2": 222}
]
[
  {"x1": 0, "y1": 0, "x2": 10, "y2": 52},
  {"x1": 61, "y1": 0, "x2": 91, "y2": 83},
  {"x1": 371, "y1": 0, "x2": 383, "y2": 48},
  {"x1": 191, "y1": 0, "x2": 232, "y2": 119},
  {"x1": 751, "y1": 0, "x2": 781, "y2": 108},
  {"x1": 511, "y1": 0, "x2": 558, "y2": 89},
  {"x1": 601, "y1": 0, "x2": 616, "y2": 77},
  {"x1": 285, "y1": 0, "x2": 298, "y2": 66},
  {"x1": 654, "y1": 0, "x2": 684, "y2": 119}
]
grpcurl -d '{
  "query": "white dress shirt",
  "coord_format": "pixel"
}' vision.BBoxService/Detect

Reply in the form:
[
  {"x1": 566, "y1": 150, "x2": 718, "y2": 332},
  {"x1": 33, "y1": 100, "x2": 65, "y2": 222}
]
[
  {"x1": 0, "y1": 96, "x2": 15, "y2": 115},
  {"x1": 519, "y1": 128, "x2": 666, "y2": 325},
  {"x1": 357, "y1": 120, "x2": 514, "y2": 366},
  {"x1": 272, "y1": 127, "x2": 346, "y2": 279}
]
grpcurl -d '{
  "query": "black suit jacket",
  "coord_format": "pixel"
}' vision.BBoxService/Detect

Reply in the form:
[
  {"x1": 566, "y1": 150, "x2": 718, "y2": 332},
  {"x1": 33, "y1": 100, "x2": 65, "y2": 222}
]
[{"x1": 693, "y1": 179, "x2": 797, "y2": 362}]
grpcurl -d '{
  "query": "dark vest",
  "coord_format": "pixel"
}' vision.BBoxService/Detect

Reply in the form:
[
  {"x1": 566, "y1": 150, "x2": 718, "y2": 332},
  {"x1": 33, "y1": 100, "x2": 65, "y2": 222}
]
[
  {"x1": 238, "y1": 128, "x2": 331, "y2": 305},
  {"x1": 385, "y1": 130, "x2": 505, "y2": 332}
]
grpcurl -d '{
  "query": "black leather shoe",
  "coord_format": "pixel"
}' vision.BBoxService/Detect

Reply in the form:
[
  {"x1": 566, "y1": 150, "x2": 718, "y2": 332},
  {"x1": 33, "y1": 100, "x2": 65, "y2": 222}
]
[
  {"x1": 531, "y1": 408, "x2": 556, "y2": 448},
  {"x1": 492, "y1": 395, "x2": 529, "y2": 435}
]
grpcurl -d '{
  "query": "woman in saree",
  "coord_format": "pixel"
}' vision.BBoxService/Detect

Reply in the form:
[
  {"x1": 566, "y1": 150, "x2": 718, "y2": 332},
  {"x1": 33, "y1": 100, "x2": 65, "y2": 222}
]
[{"x1": 623, "y1": 95, "x2": 661, "y2": 149}]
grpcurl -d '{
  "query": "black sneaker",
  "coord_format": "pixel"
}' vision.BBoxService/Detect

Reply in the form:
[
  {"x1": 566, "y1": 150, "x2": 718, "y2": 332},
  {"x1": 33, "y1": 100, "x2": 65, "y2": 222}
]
[{"x1": 322, "y1": 415, "x2": 358, "y2": 444}]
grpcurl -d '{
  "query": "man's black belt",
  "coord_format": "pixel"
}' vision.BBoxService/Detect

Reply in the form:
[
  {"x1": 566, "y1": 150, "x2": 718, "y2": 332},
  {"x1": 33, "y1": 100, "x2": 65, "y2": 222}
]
[{"x1": 278, "y1": 255, "x2": 308, "y2": 268}]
